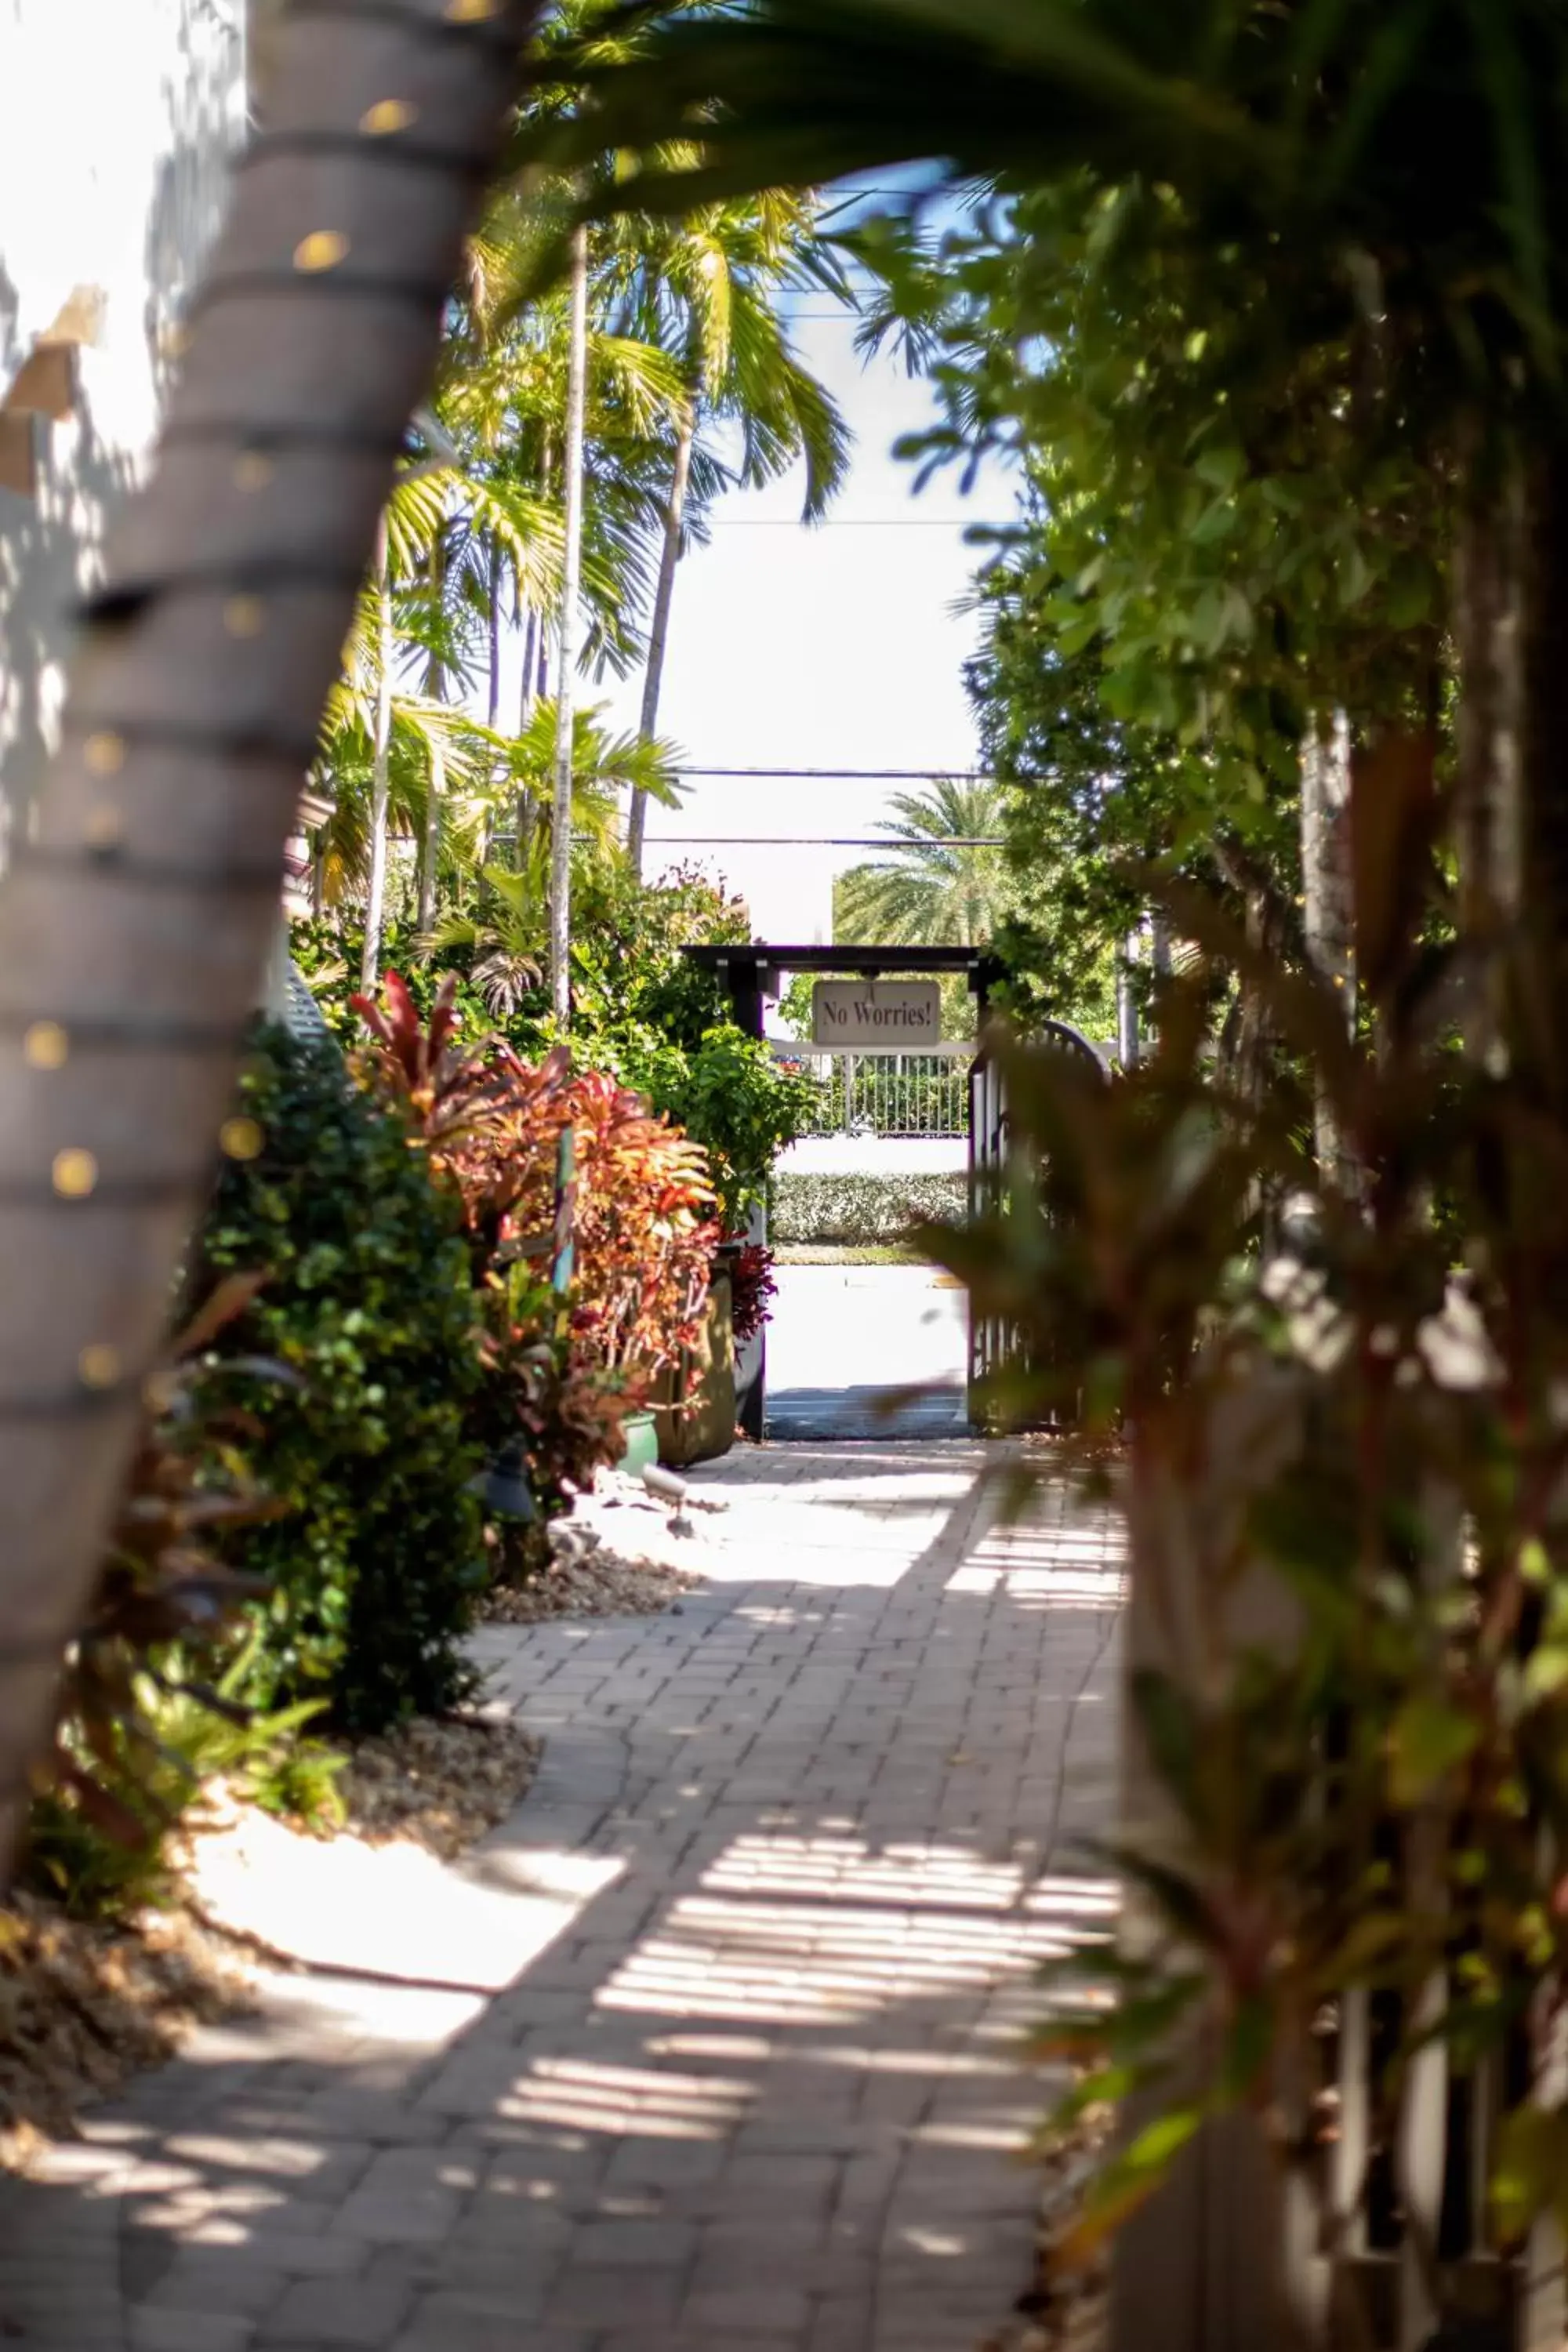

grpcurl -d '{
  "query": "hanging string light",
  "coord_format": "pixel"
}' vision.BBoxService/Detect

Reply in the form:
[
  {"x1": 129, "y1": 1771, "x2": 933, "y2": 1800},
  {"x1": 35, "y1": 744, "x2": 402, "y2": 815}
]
[{"x1": 0, "y1": 0, "x2": 530, "y2": 1422}]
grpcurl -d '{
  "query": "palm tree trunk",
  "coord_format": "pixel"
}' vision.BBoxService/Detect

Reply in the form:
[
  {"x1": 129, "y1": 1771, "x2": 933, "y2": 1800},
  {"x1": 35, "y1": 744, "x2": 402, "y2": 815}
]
[
  {"x1": 520, "y1": 605, "x2": 539, "y2": 729},
  {"x1": 1453, "y1": 429, "x2": 1524, "y2": 1063},
  {"x1": 550, "y1": 220, "x2": 589, "y2": 1027},
  {"x1": 486, "y1": 538, "x2": 503, "y2": 728},
  {"x1": 418, "y1": 737, "x2": 445, "y2": 933},
  {"x1": 1299, "y1": 710, "x2": 1355, "y2": 1178},
  {"x1": 515, "y1": 603, "x2": 539, "y2": 872},
  {"x1": 417, "y1": 532, "x2": 448, "y2": 932},
  {"x1": 627, "y1": 401, "x2": 695, "y2": 877},
  {"x1": 0, "y1": 0, "x2": 534, "y2": 1875},
  {"x1": 359, "y1": 514, "x2": 394, "y2": 991}
]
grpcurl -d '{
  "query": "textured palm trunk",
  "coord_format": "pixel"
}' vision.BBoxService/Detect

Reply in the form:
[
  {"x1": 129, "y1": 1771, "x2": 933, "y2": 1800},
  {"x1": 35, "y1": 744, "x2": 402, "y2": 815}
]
[
  {"x1": 1519, "y1": 441, "x2": 1568, "y2": 1004},
  {"x1": 626, "y1": 400, "x2": 695, "y2": 877},
  {"x1": 1489, "y1": 434, "x2": 1568, "y2": 2352},
  {"x1": 514, "y1": 602, "x2": 539, "y2": 873},
  {"x1": 417, "y1": 532, "x2": 448, "y2": 932},
  {"x1": 1299, "y1": 710, "x2": 1355, "y2": 1178},
  {"x1": 549, "y1": 220, "x2": 589, "y2": 1026},
  {"x1": 486, "y1": 537, "x2": 503, "y2": 728},
  {"x1": 418, "y1": 737, "x2": 444, "y2": 931},
  {"x1": 1453, "y1": 431, "x2": 1526, "y2": 1062},
  {"x1": 0, "y1": 0, "x2": 535, "y2": 1874},
  {"x1": 359, "y1": 515, "x2": 394, "y2": 989}
]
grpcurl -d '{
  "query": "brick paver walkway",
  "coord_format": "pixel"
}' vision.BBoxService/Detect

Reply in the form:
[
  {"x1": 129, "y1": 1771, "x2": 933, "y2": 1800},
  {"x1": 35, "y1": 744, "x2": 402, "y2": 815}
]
[{"x1": 0, "y1": 1440, "x2": 1123, "y2": 2352}]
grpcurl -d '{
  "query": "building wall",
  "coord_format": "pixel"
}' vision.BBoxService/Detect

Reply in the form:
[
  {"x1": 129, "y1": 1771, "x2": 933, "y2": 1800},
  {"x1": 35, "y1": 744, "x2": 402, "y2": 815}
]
[{"x1": 0, "y1": 0, "x2": 246, "y2": 837}]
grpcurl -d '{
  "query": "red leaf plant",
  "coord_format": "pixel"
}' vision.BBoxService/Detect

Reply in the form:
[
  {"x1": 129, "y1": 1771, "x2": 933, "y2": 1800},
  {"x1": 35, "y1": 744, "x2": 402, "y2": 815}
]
[
  {"x1": 498, "y1": 1068, "x2": 719, "y2": 1395},
  {"x1": 353, "y1": 982, "x2": 718, "y2": 1403},
  {"x1": 728, "y1": 1243, "x2": 779, "y2": 1346},
  {"x1": 350, "y1": 972, "x2": 571, "y2": 1265}
]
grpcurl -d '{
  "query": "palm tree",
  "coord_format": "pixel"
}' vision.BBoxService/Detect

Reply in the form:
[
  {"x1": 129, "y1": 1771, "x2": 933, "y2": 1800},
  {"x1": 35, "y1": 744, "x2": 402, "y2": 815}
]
[
  {"x1": 439, "y1": 182, "x2": 706, "y2": 920},
  {"x1": 834, "y1": 779, "x2": 1012, "y2": 947},
  {"x1": 550, "y1": 220, "x2": 590, "y2": 1024},
  {"x1": 328, "y1": 436, "x2": 562, "y2": 980},
  {"x1": 424, "y1": 700, "x2": 681, "y2": 1011},
  {"x1": 426, "y1": 868, "x2": 544, "y2": 1018},
  {"x1": 605, "y1": 194, "x2": 853, "y2": 871},
  {"x1": 0, "y1": 0, "x2": 535, "y2": 1867}
]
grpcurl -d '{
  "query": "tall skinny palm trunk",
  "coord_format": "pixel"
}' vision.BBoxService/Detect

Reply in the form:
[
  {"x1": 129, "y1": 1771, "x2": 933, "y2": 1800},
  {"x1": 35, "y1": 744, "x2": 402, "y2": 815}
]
[
  {"x1": 626, "y1": 400, "x2": 695, "y2": 877},
  {"x1": 1299, "y1": 710, "x2": 1355, "y2": 1178},
  {"x1": 360, "y1": 514, "x2": 394, "y2": 990},
  {"x1": 486, "y1": 539, "x2": 503, "y2": 728},
  {"x1": 417, "y1": 531, "x2": 448, "y2": 931},
  {"x1": 0, "y1": 0, "x2": 535, "y2": 1875},
  {"x1": 418, "y1": 737, "x2": 445, "y2": 932},
  {"x1": 514, "y1": 603, "x2": 539, "y2": 873},
  {"x1": 550, "y1": 220, "x2": 589, "y2": 1026}
]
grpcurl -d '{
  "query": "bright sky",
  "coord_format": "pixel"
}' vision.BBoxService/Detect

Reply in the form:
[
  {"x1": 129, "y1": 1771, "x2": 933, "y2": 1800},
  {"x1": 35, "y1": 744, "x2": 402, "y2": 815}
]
[{"x1": 594, "y1": 295, "x2": 1019, "y2": 946}]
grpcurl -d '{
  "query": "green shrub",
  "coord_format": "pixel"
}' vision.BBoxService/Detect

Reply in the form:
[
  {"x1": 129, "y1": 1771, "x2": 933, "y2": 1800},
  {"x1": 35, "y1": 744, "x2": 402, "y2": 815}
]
[
  {"x1": 199, "y1": 1024, "x2": 486, "y2": 1734},
  {"x1": 622, "y1": 1025, "x2": 818, "y2": 1234},
  {"x1": 24, "y1": 1657, "x2": 343, "y2": 1920},
  {"x1": 771, "y1": 1170, "x2": 967, "y2": 1246}
]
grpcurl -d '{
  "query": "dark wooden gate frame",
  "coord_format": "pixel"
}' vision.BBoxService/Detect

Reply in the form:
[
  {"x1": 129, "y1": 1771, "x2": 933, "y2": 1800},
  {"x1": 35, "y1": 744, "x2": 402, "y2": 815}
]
[
  {"x1": 681, "y1": 943, "x2": 1007, "y2": 1042},
  {"x1": 682, "y1": 945, "x2": 1006, "y2": 1436}
]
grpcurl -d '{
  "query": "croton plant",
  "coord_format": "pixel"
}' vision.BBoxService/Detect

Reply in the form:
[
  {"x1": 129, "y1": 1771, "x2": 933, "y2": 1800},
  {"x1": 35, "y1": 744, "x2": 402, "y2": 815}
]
[{"x1": 352, "y1": 973, "x2": 718, "y2": 1446}]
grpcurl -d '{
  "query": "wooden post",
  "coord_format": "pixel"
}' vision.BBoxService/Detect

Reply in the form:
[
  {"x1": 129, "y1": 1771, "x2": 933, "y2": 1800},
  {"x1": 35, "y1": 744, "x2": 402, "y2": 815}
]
[
  {"x1": 550, "y1": 1125, "x2": 576, "y2": 1296},
  {"x1": 1109, "y1": 1363, "x2": 1317, "y2": 2352}
]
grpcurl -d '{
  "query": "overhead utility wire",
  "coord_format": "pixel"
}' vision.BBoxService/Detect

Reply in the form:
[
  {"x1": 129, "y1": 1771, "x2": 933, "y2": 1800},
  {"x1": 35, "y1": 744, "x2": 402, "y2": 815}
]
[
  {"x1": 667, "y1": 767, "x2": 1003, "y2": 781},
  {"x1": 703, "y1": 517, "x2": 1011, "y2": 528},
  {"x1": 644, "y1": 836, "x2": 1005, "y2": 847}
]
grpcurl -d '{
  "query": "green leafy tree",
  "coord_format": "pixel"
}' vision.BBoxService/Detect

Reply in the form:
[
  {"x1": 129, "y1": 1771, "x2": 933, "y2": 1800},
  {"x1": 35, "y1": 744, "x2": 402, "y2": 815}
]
[{"x1": 518, "y1": 0, "x2": 1568, "y2": 978}]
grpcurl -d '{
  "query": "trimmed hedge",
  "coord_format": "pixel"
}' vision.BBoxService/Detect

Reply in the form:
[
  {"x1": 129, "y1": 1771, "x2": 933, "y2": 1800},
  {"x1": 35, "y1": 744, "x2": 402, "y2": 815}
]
[
  {"x1": 200, "y1": 1024, "x2": 487, "y2": 1734},
  {"x1": 771, "y1": 1170, "x2": 967, "y2": 1246}
]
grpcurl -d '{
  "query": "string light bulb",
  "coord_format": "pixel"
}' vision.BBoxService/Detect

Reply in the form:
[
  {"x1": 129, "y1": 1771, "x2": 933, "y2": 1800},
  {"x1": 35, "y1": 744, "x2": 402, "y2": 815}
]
[
  {"x1": 53, "y1": 1148, "x2": 98, "y2": 1199},
  {"x1": 220, "y1": 1116, "x2": 264, "y2": 1162},
  {"x1": 84, "y1": 732, "x2": 125, "y2": 777},
  {"x1": 361, "y1": 100, "x2": 417, "y2": 135},
  {"x1": 293, "y1": 230, "x2": 350, "y2": 274},
  {"x1": 83, "y1": 806, "x2": 124, "y2": 849},
  {"x1": 223, "y1": 595, "x2": 267, "y2": 639},
  {"x1": 24, "y1": 1023, "x2": 69, "y2": 1070},
  {"x1": 78, "y1": 1344, "x2": 120, "y2": 1389}
]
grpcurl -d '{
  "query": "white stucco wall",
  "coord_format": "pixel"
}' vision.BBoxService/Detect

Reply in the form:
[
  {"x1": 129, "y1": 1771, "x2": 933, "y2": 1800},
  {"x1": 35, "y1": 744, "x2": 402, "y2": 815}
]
[{"x1": 0, "y1": 0, "x2": 246, "y2": 830}]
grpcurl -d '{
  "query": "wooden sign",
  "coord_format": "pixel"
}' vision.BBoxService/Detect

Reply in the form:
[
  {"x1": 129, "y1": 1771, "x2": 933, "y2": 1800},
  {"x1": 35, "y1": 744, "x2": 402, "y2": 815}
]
[{"x1": 811, "y1": 979, "x2": 942, "y2": 1047}]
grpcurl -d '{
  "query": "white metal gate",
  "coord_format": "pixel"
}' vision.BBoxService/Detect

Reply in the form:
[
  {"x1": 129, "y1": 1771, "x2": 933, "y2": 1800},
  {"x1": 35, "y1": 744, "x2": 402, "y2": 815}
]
[{"x1": 966, "y1": 1018, "x2": 1106, "y2": 1427}]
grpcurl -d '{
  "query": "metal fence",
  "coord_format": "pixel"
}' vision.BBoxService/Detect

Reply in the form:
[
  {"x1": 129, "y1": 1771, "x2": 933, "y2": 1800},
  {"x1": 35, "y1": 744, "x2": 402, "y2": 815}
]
[{"x1": 775, "y1": 1044, "x2": 973, "y2": 1139}]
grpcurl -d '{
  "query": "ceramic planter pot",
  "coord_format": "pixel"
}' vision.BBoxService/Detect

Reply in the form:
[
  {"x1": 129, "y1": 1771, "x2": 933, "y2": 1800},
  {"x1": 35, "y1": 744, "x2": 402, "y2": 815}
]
[{"x1": 618, "y1": 1409, "x2": 659, "y2": 1477}]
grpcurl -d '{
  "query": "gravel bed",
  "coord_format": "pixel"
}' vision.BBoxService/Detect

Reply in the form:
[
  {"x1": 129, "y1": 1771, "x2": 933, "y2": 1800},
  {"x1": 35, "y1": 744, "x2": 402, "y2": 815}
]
[
  {"x1": 481, "y1": 1552, "x2": 701, "y2": 1623},
  {"x1": 481, "y1": 1463, "x2": 718, "y2": 1624},
  {"x1": 331, "y1": 1715, "x2": 542, "y2": 1860}
]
